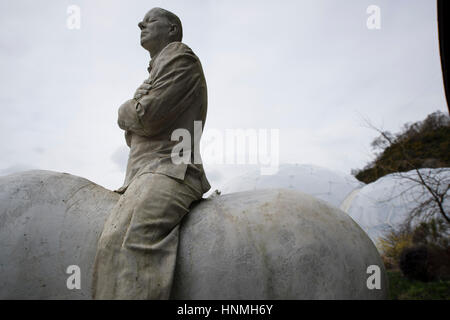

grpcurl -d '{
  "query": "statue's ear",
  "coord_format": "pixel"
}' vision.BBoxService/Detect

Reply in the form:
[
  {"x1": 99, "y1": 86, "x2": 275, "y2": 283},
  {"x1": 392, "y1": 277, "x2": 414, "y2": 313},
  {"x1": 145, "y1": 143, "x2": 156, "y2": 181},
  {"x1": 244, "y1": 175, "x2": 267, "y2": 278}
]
[{"x1": 169, "y1": 24, "x2": 178, "y2": 37}]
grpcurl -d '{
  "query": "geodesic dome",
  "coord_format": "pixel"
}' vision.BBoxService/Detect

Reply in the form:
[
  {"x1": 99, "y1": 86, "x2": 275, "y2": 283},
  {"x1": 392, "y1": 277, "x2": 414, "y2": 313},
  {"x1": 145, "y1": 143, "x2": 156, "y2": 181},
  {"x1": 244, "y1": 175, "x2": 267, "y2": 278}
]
[
  {"x1": 218, "y1": 164, "x2": 363, "y2": 208},
  {"x1": 218, "y1": 165, "x2": 450, "y2": 246},
  {"x1": 341, "y1": 168, "x2": 450, "y2": 244}
]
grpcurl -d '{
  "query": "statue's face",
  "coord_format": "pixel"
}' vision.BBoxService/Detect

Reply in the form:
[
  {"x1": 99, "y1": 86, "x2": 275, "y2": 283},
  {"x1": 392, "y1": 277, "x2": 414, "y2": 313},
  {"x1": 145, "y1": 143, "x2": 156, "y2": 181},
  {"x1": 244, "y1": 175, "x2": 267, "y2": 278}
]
[{"x1": 138, "y1": 9, "x2": 171, "y2": 52}]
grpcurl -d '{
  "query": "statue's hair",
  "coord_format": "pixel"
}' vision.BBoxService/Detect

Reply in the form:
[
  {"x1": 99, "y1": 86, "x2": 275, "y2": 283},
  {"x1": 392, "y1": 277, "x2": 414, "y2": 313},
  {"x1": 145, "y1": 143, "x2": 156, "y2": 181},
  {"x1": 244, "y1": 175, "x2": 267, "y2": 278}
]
[{"x1": 153, "y1": 7, "x2": 183, "y2": 42}]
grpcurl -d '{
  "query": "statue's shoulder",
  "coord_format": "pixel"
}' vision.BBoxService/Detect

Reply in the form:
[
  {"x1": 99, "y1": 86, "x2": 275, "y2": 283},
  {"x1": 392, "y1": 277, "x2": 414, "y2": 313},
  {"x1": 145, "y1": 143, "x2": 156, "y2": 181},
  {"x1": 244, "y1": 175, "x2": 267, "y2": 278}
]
[
  {"x1": 165, "y1": 41, "x2": 194, "y2": 53},
  {"x1": 158, "y1": 42, "x2": 198, "y2": 63},
  {"x1": 151, "y1": 42, "x2": 201, "y2": 76}
]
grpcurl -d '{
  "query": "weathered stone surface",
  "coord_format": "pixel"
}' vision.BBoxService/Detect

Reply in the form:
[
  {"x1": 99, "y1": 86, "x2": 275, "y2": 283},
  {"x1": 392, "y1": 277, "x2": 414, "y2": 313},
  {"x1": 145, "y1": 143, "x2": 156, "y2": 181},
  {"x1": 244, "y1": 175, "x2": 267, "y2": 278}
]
[
  {"x1": 0, "y1": 170, "x2": 387, "y2": 299},
  {"x1": 0, "y1": 170, "x2": 117, "y2": 299}
]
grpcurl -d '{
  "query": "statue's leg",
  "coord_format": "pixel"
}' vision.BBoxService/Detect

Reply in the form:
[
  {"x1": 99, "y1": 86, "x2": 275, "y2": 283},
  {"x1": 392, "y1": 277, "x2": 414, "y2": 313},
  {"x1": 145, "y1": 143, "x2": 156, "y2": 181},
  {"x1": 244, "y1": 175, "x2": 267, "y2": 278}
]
[
  {"x1": 92, "y1": 171, "x2": 202, "y2": 299},
  {"x1": 92, "y1": 179, "x2": 138, "y2": 299}
]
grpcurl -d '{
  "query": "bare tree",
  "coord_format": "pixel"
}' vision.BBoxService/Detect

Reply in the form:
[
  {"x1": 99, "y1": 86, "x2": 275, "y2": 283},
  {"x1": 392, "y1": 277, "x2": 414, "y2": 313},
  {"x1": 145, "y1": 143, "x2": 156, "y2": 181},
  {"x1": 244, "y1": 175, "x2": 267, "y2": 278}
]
[{"x1": 360, "y1": 115, "x2": 450, "y2": 228}]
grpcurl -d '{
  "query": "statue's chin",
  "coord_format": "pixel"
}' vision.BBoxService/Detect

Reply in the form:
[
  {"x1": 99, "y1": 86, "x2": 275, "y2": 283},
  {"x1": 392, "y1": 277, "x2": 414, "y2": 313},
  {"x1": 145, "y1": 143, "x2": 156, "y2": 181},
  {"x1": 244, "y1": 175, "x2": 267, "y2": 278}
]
[{"x1": 140, "y1": 39, "x2": 151, "y2": 51}]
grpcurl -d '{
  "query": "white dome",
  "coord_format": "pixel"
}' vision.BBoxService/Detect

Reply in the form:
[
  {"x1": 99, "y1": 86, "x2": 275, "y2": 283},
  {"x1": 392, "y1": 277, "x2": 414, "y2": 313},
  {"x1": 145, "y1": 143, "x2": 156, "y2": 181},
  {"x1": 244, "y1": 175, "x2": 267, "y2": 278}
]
[
  {"x1": 218, "y1": 165, "x2": 450, "y2": 247},
  {"x1": 218, "y1": 163, "x2": 363, "y2": 208},
  {"x1": 341, "y1": 168, "x2": 450, "y2": 244}
]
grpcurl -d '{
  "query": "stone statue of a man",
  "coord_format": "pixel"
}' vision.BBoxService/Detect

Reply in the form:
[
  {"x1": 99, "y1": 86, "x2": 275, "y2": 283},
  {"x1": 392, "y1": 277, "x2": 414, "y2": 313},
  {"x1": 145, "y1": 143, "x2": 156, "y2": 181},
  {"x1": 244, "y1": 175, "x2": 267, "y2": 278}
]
[{"x1": 92, "y1": 7, "x2": 210, "y2": 299}]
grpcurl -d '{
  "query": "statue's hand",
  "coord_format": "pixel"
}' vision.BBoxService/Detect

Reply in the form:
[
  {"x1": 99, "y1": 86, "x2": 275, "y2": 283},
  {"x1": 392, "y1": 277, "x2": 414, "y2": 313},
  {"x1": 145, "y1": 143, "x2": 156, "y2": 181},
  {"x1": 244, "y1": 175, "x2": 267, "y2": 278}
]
[{"x1": 133, "y1": 80, "x2": 152, "y2": 100}]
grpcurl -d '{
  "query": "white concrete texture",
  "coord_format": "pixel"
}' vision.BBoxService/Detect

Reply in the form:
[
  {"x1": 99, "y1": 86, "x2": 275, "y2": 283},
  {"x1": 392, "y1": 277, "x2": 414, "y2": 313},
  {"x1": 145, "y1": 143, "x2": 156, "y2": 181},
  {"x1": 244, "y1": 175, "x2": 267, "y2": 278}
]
[
  {"x1": 0, "y1": 170, "x2": 387, "y2": 299},
  {"x1": 0, "y1": 170, "x2": 117, "y2": 299}
]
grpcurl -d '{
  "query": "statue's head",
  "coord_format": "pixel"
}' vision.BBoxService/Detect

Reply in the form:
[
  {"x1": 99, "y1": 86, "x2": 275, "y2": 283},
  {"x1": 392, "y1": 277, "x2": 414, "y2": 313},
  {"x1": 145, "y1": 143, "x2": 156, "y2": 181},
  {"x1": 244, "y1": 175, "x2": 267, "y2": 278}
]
[{"x1": 138, "y1": 8, "x2": 183, "y2": 56}]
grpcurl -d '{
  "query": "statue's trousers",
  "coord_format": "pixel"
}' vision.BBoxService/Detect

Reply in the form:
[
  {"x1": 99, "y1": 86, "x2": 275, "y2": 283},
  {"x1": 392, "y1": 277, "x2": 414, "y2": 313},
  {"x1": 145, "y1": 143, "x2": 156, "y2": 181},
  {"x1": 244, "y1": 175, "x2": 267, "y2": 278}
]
[{"x1": 92, "y1": 171, "x2": 203, "y2": 299}]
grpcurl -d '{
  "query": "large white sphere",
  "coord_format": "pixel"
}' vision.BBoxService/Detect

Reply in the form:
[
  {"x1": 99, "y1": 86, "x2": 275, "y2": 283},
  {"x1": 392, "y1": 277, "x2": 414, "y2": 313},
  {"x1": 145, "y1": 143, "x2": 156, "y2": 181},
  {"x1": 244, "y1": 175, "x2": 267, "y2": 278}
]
[{"x1": 0, "y1": 170, "x2": 387, "y2": 299}]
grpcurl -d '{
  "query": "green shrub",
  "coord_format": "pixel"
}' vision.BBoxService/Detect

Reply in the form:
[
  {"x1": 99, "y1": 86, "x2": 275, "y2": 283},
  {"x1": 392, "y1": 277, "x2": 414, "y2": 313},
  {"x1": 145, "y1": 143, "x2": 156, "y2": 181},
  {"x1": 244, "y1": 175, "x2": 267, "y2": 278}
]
[
  {"x1": 399, "y1": 246, "x2": 430, "y2": 281},
  {"x1": 388, "y1": 271, "x2": 450, "y2": 300}
]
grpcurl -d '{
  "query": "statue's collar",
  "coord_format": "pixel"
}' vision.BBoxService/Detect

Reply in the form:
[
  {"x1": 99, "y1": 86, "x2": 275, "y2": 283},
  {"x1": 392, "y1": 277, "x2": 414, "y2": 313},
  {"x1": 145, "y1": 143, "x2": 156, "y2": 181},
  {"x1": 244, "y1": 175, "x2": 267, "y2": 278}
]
[
  {"x1": 147, "y1": 60, "x2": 153, "y2": 73},
  {"x1": 148, "y1": 55, "x2": 158, "y2": 73},
  {"x1": 147, "y1": 42, "x2": 180, "y2": 73}
]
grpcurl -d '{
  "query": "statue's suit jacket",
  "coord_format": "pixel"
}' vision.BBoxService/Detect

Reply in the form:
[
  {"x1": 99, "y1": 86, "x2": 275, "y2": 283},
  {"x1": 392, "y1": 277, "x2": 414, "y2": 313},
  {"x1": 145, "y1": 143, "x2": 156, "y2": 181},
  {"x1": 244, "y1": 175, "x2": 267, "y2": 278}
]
[{"x1": 116, "y1": 41, "x2": 210, "y2": 194}]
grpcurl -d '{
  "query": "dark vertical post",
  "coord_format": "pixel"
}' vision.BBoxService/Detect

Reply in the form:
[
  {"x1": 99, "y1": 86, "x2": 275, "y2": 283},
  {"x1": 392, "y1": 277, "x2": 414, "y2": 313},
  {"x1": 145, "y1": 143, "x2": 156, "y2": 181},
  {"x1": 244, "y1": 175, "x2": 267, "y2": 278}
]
[{"x1": 438, "y1": 0, "x2": 450, "y2": 114}]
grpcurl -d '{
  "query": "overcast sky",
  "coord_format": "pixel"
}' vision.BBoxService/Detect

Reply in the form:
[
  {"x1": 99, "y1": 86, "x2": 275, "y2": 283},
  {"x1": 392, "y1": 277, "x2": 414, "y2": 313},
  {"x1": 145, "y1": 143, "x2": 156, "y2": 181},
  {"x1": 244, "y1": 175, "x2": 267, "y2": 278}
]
[{"x1": 0, "y1": 0, "x2": 447, "y2": 191}]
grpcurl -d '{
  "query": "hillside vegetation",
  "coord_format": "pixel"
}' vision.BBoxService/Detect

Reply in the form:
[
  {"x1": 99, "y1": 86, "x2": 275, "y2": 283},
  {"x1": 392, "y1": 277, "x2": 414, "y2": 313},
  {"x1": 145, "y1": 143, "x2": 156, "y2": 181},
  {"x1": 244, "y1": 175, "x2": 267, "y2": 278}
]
[{"x1": 354, "y1": 111, "x2": 450, "y2": 184}]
